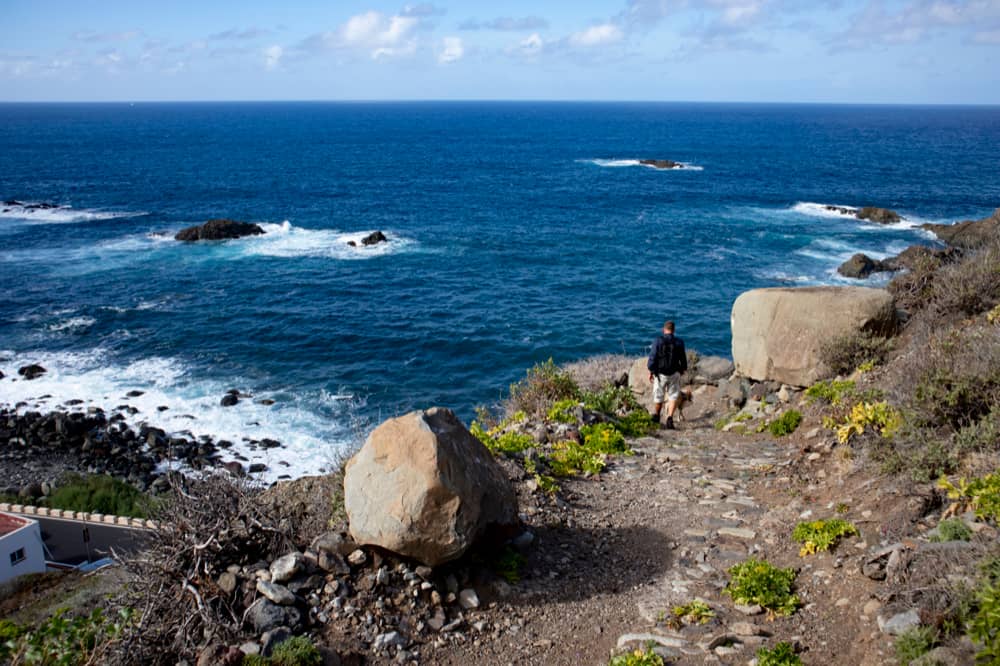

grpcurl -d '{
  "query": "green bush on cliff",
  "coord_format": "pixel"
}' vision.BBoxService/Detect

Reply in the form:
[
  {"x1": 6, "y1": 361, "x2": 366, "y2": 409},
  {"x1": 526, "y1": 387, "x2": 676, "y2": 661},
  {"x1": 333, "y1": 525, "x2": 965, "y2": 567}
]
[
  {"x1": 820, "y1": 330, "x2": 894, "y2": 375},
  {"x1": 580, "y1": 423, "x2": 630, "y2": 455},
  {"x1": 615, "y1": 410, "x2": 658, "y2": 438},
  {"x1": 1, "y1": 607, "x2": 133, "y2": 665},
  {"x1": 508, "y1": 358, "x2": 580, "y2": 419},
  {"x1": 547, "y1": 399, "x2": 579, "y2": 423},
  {"x1": 608, "y1": 645, "x2": 664, "y2": 666},
  {"x1": 756, "y1": 642, "x2": 802, "y2": 666},
  {"x1": 768, "y1": 410, "x2": 802, "y2": 437},
  {"x1": 805, "y1": 379, "x2": 856, "y2": 406},
  {"x1": 582, "y1": 384, "x2": 640, "y2": 415},
  {"x1": 792, "y1": 518, "x2": 858, "y2": 556},
  {"x1": 46, "y1": 474, "x2": 151, "y2": 518}
]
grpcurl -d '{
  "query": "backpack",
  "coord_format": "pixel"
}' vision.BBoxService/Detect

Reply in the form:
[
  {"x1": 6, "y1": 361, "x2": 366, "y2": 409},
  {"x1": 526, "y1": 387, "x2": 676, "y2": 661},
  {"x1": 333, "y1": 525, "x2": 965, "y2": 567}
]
[{"x1": 655, "y1": 335, "x2": 682, "y2": 375}]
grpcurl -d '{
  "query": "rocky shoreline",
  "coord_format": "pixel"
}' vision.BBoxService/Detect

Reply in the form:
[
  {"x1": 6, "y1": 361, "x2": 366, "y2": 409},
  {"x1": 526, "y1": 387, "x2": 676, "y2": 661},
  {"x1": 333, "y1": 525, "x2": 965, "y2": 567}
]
[{"x1": 0, "y1": 390, "x2": 289, "y2": 501}]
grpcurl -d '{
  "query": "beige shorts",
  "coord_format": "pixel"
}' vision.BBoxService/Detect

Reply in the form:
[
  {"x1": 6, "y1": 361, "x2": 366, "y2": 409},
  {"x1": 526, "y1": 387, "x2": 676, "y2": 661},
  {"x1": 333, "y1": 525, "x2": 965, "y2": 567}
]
[{"x1": 652, "y1": 372, "x2": 681, "y2": 403}]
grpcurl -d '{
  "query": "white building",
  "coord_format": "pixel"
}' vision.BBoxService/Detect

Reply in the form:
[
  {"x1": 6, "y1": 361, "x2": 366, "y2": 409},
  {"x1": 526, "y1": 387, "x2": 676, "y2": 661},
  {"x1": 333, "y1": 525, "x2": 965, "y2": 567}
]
[{"x1": 0, "y1": 512, "x2": 47, "y2": 585}]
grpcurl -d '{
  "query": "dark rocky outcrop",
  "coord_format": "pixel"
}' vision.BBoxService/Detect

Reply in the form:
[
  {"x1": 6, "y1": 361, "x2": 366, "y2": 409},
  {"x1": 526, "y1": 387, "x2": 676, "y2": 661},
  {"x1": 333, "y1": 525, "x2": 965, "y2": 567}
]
[
  {"x1": 174, "y1": 219, "x2": 266, "y2": 242},
  {"x1": 838, "y1": 253, "x2": 894, "y2": 279},
  {"x1": 823, "y1": 205, "x2": 902, "y2": 224},
  {"x1": 2, "y1": 200, "x2": 60, "y2": 212},
  {"x1": 17, "y1": 364, "x2": 47, "y2": 380},
  {"x1": 639, "y1": 159, "x2": 681, "y2": 170},
  {"x1": 921, "y1": 208, "x2": 1000, "y2": 249},
  {"x1": 885, "y1": 245, "x2": 958, "y2": 271},
  {"x1": 856, "y1": 207, "x2": 902, "y2": 224},
  {"x1": 348, "y1": 231, "x2": 389, "y2": 247}
]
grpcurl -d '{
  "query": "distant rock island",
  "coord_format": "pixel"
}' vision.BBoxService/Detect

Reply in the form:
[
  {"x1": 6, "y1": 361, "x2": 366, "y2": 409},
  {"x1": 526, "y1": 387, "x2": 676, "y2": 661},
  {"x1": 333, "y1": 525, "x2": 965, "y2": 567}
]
[
  {"x1": 347, "y1": 231, "x2": 388, "y2": 247},
  {"x1": 825, "y1": 205, "x2": 902, "y2": 224},
  {"x1": 174, "y1": 219, "x2": 266, "y2": 241},
  {"x1": 639, "y1": 159, "x2": 682, "y2": 169}
]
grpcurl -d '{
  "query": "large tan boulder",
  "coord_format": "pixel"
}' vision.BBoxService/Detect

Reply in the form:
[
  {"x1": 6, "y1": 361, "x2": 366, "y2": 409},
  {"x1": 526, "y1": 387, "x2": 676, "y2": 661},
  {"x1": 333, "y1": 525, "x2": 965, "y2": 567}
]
[
  {"x1": 731, "y1": 286, "x2": 896, "y2": 387},
  {"x1": 343, "y1": 407, "x2": 518, "y2": 567}
]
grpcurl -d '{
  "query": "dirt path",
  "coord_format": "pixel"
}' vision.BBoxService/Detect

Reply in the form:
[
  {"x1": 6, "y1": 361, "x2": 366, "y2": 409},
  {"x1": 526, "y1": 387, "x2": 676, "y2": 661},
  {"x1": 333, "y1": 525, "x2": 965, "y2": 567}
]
[{"x1": 419, "y1": 420, "x2": 902, "y2": 665}]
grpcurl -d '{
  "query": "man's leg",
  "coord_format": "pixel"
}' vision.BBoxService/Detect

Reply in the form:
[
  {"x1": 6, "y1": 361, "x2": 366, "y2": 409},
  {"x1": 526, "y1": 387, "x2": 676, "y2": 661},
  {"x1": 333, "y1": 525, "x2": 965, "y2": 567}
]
[{"x1": 652, "y1": 401, "x2": 663, "y2": 422}]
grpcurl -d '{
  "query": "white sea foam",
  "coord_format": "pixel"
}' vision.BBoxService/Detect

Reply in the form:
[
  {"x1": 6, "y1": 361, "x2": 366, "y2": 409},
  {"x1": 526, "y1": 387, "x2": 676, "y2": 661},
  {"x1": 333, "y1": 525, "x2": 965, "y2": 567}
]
[
  {"x1": 238, "y1": 221, "x2": 416, "y2": 260},
  {"x1": 0, "y1": 202, "x2": 144, "y2": 224},
  {"x1": 47, "y1": 317, "x2": 96, "y2": 332},
  {"x1": 583, "y1": 158, "x2": 704, "y2": 171},
  {"x1": 0, "y1": 349, "x2": 357, "y2": 481},
  {"x1": 791, "y1": 202, "x2": 859, "y2": 219}
]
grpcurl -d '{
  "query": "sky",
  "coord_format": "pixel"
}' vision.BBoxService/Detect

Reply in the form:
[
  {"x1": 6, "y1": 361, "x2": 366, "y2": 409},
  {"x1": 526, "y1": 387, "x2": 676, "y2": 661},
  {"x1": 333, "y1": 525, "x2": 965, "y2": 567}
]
[{"x1": 3, "y1": 0, "x2": 1000, "y2": 103}]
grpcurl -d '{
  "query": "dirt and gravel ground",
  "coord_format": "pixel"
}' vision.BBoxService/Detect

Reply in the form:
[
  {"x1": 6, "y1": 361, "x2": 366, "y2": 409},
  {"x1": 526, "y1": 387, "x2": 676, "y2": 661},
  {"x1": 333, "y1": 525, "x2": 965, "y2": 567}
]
[{"x1": 410, "y1": 391, "x2": 963, "y2": 666}]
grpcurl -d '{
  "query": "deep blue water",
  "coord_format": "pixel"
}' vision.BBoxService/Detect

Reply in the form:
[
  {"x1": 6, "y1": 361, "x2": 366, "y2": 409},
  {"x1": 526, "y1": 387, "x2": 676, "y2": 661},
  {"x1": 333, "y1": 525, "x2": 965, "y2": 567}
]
[{"x1": 2, "y1": 102, "x2": 999, "y2": 476}]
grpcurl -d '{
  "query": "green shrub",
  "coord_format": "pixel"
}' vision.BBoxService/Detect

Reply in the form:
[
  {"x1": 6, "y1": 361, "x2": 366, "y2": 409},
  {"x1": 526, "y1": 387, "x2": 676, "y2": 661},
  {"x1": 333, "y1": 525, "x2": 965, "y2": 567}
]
[
  {"x1": 724, "y1": 558, "x2": 799, "y2": 616},
  {"x1": 244, "y1": 655, "x2": 269, "y2": 666},
  {"x1": 45, "y1": 474, "x2": 150, "y2": 518},
  {"x1": 615, "y1": 410, "x2": 658, "y2": 438},
  {"x1": 932, "y1": 518, "x2": 973, "y2": 542},
  {"x1": 508, "y1": 359, "x2": 580, "y2": 419},
  {"x1": 270, "y1": 635, "x2": 323, "y2": 666},
  {"x1": 820, "y1": 330, "x2": 894, "y2": 376},
  {"x1": 939, "y1": 472, "x2": 1000, "y2": 523},
  {"x1": 580, "y1": 423, "x2": 629, "y2": 454},
  {"x1": 928, "y1": 240, "x2": 1000, "y2": 318},
  {"x1": 470, "y1": 414, "x2": 536, "y2": 457},
  {"x1": 792, "y1": 518, "x2": 859, "y2": 556},
  {"x1": 825, "y1": 401, "x2": 902, "y2": 445},
  {"x1": 547, "y1": 399, "x2": 579, "y2": 423},
  {"x1": 582, "y1": 384, "x2": 640, "y2": 415},
  {"x1": 2, "y1": 608, "x2": 132, "y2": 665},
  {"x1": 492, "y1": 546, "x2": 527, "y2": 584},
  {"x1": 805, "y1": 379, "x2": 856, "y2": 406},
  {"x1": 769, "y1": 410, "x2": 802, "y2": 437},
  {"x1": 757, "y1": 642, "x2": 802, "y2": 666},
  {"x1": 548, "y1": 440, "x2": 606, "y2": 477},
  {"x1": 969, "y1": 580, "x2": 1000, "y2": 663},
  {"x1": 608, "y1": 645, "x2": 664, "y2": 666},
  {"x1": 671, "y1": 600, "x2": 714, "y2": 625}
]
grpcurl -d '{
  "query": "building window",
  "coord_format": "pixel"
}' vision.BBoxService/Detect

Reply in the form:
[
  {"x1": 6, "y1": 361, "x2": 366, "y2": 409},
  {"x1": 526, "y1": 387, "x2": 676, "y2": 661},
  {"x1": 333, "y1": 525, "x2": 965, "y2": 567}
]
[{"x1": 10, "y1": 548, "x2": 25, "y2": 565}]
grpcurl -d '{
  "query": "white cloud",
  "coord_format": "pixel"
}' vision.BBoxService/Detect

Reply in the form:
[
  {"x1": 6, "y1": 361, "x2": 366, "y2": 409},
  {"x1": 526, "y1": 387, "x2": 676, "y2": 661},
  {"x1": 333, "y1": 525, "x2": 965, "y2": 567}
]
[
  {"x1": 719, "y1": 2, "x2": 763, "y2": 26},
  {"x1": 973, "y1": 28, "x2": 1000, "y2": 43},
  {"x1": 569, "y1": 23, "x2": 623, "y2": 47},
  {"x1": 325, "y1": 10, "x2": 421, "y2": 59},
  {"x1": 438, "y1": 36, "x2": 464, "y2": 64},
  {"x1": 520, "y1": 33, "x2": 544, "y2": 56},
  {"x1": 264, "y1": 45, "x2": 283, "y2": 70}
]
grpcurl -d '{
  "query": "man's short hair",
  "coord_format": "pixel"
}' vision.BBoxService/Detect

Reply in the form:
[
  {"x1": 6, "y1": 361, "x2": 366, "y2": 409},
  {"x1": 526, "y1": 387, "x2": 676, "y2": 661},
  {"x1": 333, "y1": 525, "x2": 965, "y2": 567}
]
[{"x1": 663, "y1": 320, "x2": 675, "y2": 332}]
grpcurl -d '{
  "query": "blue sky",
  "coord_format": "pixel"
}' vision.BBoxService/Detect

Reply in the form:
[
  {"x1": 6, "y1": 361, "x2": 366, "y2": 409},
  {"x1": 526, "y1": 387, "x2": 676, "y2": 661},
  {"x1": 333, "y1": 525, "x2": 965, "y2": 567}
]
[{"x1": 4, "y1": 0, "x2": 1000, "y2": 103}]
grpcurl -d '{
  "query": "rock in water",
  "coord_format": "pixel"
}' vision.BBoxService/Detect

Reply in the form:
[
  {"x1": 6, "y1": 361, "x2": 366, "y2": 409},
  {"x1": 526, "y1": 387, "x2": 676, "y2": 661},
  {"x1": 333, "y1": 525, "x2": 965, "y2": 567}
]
[
  {"x1": 837, "y1": 253, "x2": 893, "y2": 279},
  {"x1": 639, "y1": 159, "x2": 680, "y2": 169},
  {"x1": 18, "y1": 364, "x2": 46, "y2": 380},
  {"x1": 343, "y1": 407, "x2": 519, "y2": 567},
  {"x1": 856, "y1": 207, "x2": 902, "y2": 224},
  {"x1": 361, "y1": 231, "x2": 388, "y2": 246},
  {"x1": 174, "y1": 219, "x2": 266, "y2": 241},
  {"x1": 731, "y1": 286, "x2": 897, "y2": 386}
]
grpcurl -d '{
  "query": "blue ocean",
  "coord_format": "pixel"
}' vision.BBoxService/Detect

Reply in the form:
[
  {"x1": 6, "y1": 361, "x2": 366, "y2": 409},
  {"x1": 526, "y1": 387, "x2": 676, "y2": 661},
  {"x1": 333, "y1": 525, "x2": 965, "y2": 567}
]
[{"x1": 2, "y1": 102, "x2": 999, "y2": 476}]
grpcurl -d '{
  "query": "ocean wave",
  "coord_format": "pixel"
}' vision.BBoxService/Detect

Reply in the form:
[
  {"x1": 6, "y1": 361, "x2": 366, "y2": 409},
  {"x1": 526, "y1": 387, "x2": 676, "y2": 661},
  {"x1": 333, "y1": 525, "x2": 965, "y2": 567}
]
[
  {"x1": 0, "y1": 349, "x2": 357, "y2": 481},
  {"x1": 239, "y1": 221, "x2": 416, "y2": 260},
  {"x1": 47, "y1": 316, "x2": 96, "y2": 332},
  {"x1": 791, "y1": 202, "x2": 859, "y2": 219},
  {"x1": 582, "y1": 158, "x2": 704, "y2": 171},
  {"x1": 0, "y1": 201, "x2": 145, "y2": 224}
]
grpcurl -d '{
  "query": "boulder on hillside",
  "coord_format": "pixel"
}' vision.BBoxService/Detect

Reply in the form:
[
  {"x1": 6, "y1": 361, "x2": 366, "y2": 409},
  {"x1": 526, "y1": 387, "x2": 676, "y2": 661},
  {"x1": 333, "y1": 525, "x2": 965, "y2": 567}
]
[
  {"x1": 838, "y1": 253, "x2": 894, "y2": 279},
  {"x1": 856, "y1": 207, "x2": 902, "y2": 224},
  {"x1": 639, "y1": 159, "x2": 681, "y2": 169},
  {"x1": 884, "y1": 244, "x2": 957, "y2": 271},
  {"x1": 343, "y1": 407, "x2": 518, "y2": 567},
  {"x1": 694, "y1": 355, "x2": 735, "y2": 382},
  {"x1": 921, "y1": 208, "x2": 1000, "y2": 249},
  {"x1": 174, "y1": 219, "x2": 266, "y2": 242},
  {"x1": 731, "y1": 286, "x2": 897, "y2": 387}
]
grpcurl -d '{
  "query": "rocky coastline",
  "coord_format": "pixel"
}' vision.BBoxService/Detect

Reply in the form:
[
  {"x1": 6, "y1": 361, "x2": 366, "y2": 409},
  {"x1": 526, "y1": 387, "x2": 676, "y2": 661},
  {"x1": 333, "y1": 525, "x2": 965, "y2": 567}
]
[{"x1": 2, "y1": 205, "x2": 999, "y2": 665}]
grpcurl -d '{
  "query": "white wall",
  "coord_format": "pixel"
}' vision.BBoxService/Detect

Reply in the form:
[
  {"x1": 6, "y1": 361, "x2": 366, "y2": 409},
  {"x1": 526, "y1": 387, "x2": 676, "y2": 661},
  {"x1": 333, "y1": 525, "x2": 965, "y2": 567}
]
[{"x1": 0, "y1": 520, "x2": 47, "y2": 585}]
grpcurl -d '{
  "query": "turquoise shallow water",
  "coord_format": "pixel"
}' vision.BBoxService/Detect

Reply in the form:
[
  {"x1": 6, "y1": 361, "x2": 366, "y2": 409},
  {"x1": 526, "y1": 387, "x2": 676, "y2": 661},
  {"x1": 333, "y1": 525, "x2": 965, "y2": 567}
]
[{"x1": 1, "y1": 101, "x2": 999, "y2": 476}]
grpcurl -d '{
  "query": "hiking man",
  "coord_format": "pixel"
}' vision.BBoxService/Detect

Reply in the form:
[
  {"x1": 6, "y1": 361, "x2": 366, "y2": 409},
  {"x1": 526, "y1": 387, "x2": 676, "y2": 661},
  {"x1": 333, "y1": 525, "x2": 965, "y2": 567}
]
[{"x1": 647, "y1": 320, "x2": 687, "y2": 429}]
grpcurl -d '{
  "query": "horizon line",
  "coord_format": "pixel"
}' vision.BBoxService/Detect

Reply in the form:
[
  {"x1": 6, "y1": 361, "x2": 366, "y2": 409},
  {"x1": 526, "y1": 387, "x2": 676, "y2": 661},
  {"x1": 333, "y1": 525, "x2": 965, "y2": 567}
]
[{"x1": 2, "y1": 98, "x2": 1000, "y2": 108}]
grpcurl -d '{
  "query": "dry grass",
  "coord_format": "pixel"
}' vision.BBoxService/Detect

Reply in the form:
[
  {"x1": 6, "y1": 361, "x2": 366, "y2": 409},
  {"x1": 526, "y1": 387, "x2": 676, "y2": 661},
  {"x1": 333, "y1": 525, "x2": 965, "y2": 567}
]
[
  {"x1": 562, "y1": 354, "x2": 635, "y2": 393},
  {"x1": 111, "y1": 473, "x2": 294, "y2": 665}
]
